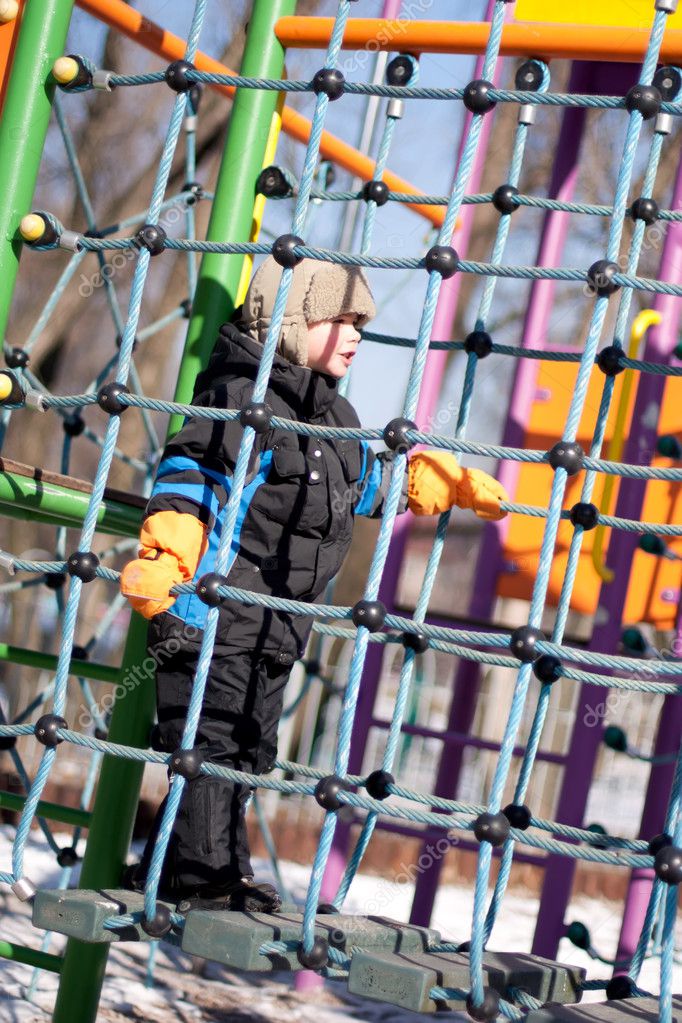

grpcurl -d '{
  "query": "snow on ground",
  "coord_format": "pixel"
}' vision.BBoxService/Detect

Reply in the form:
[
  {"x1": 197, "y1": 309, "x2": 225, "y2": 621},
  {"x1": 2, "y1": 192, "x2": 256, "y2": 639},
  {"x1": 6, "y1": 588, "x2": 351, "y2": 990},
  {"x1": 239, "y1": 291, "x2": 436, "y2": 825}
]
[{"x1": 1, "y1": 826, "x2": 681, "y2": 1022}]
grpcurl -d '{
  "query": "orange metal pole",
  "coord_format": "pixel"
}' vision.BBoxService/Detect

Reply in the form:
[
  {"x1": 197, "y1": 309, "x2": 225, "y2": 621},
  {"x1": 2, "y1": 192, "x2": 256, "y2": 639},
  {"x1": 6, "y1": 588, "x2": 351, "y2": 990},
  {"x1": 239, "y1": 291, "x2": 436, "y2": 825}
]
[
  {"x1": 0, "y1": 0, "x2": 24, "y2": 115},
  {"x1": 275, "y1": 16, "x2": 682, "y2": 64},
  {"x1": 74, "y1": 0, "x2": 443, "y2": 226}
]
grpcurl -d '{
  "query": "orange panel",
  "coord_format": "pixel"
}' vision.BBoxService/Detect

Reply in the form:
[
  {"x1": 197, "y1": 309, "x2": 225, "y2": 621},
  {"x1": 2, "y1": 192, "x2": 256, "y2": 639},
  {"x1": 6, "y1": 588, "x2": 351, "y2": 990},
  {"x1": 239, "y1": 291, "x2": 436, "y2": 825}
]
[
  {"x1": 498, "y1": 361, "x2": 682, "y2": 628},
  {"x1": 0, "y1": 0, "x2": 23, "y2": 116}
]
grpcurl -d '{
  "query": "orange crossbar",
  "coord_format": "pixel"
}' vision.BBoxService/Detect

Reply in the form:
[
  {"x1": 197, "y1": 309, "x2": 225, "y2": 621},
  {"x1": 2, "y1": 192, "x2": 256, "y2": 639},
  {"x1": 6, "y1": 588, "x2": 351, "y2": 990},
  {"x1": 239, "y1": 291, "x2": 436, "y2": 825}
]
[
  {"x1": 0, "y1": 0, "x2": 23, "y2": 115},
  {"x1": 74, "y1": 0, "x2": 443, "y2": 227},
  {"x1": 275, "y1": 17, "x2": 682, "y2": 64}
]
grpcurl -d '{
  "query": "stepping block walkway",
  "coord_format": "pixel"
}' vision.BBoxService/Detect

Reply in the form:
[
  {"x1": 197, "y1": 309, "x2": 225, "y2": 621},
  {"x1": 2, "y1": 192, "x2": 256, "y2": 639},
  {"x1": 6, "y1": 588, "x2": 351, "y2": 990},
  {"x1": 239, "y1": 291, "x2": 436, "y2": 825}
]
[
  {"x1": 32, "y1": 888, "x2": 175, "y2": 943},
  {"x1": 348, "y1": 948, "x2": 586, "y2": 1013},
  {"x1": 524, "y1": 996, "x2": 682, "y2": 1023},
  {"x1": 181, "y1": 910, "x2": 440, "y2": 972}
]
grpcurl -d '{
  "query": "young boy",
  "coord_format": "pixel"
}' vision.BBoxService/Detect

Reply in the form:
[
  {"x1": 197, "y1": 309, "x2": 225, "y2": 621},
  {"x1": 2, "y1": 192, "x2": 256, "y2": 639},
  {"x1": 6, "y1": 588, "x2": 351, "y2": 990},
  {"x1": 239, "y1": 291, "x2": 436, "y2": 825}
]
[{"x1": 120, "y1": 256, "x2": 508, "y2": 913}]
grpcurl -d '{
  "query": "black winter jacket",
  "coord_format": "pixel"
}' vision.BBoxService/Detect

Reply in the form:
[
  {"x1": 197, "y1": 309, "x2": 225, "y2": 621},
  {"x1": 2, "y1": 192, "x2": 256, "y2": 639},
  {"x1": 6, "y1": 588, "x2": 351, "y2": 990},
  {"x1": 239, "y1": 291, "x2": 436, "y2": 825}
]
[{"x1": 146, "y1": 320, "x2": 407, "y2": 664}]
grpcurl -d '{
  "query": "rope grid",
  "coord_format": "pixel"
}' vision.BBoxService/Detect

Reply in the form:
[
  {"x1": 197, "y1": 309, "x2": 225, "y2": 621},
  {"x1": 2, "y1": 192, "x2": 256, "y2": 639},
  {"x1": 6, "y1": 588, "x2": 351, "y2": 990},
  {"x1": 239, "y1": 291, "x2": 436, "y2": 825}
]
[{"x1": 1, "y1": 0, "x2": 682, "y2": 1017}]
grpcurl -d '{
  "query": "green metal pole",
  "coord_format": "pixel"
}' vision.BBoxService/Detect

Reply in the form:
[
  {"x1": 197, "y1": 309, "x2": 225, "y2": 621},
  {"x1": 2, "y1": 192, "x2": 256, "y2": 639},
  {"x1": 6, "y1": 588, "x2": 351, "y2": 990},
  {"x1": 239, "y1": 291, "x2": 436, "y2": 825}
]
[
  {"x1": 0, "y1": 0, "x2": 76, "y2": 345},
  {"x1": 0, "y1": 472, "x2": 143, "y2": 536},
  {"x1": 52, "y1": 4, "x2": 295, "y2": 1020},
  {"x1": 169, "y1": 0, "x2": 296, "y2": 435},
  {"x1": 0, "y1": 643, "x2": 119, "y2": 684},
  {"x1": 0, "y1": 0, "x2": 82, "y2": 1001},
  {"x1": 52, "y1": 613, "x2": 154, "y2": 1023},
  {"x1": 0, "y1": 791, "x2": 91, "y2": 829},
  {"x1": 0, "y1": 941, "x2": 62, "y2": 974}
]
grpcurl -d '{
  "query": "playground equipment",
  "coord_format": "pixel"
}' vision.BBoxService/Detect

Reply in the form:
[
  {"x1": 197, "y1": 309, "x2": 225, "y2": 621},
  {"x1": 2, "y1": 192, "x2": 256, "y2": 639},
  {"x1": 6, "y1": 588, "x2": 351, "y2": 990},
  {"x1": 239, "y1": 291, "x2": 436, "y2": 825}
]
[{"x1": 1, "y1": 1, "x2": 682, "y2": 1022}]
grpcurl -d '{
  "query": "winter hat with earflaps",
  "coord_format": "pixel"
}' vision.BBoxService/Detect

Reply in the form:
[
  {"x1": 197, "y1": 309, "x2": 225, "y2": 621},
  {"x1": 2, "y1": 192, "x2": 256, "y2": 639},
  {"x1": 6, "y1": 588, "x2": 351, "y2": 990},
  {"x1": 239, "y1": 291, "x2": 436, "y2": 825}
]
[{"x1": 241, "y1": 256, "x2": 376, "y2": 367}]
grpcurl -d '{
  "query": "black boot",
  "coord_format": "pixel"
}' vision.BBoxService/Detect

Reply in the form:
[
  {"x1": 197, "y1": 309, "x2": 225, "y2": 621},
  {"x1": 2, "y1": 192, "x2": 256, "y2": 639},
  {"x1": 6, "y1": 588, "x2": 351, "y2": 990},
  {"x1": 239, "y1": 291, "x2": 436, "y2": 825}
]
[
  {"x1": 120, "y1": 862, "x2": 176, "y2": 903},
  {"x1": 121, "y1": 861, "x2": 147, "y2": 893},
  {"x1": 176, "y1": 875, "x2": 282, "y2": 914}
]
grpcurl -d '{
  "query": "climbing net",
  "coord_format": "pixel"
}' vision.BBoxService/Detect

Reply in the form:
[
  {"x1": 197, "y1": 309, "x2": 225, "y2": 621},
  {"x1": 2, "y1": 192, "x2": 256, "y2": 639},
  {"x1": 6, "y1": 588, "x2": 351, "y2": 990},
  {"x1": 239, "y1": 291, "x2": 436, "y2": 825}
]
[{"x1": 2, "y1": 0, "x2": 682, "y2": 1019}]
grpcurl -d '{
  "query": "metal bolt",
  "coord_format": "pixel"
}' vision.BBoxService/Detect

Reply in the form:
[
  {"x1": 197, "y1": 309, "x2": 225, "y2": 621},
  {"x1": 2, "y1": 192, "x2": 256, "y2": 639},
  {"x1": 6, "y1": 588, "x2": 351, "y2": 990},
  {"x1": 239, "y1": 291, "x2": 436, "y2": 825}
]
[
  {"x1": 59, "y1": 230, "x2": 82, "y2": 252},
  {"x1": 655, "y1": 112, "x2": 673, "y2": 135},
  {"x1": 12, "y1": 877, "x2": 36, "y2": 902},
  {"x1": 93, "y1": 70, "x2": 115, "y2": 91}
]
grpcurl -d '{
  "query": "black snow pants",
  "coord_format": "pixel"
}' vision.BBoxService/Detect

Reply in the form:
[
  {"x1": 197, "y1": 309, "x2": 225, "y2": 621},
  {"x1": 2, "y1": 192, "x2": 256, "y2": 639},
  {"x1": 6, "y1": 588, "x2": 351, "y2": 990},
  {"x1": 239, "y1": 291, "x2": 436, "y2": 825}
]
[{"x1": 137, "y1": 612, "x2": 291, "y2": 894}]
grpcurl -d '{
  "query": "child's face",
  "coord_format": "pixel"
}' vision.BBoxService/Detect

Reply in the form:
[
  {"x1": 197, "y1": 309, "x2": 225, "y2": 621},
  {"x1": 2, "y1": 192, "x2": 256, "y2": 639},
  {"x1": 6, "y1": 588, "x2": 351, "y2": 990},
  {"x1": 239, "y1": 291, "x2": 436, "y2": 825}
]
[{"x1": 306, "y1": 314, "x2": 361, "y2": 378}]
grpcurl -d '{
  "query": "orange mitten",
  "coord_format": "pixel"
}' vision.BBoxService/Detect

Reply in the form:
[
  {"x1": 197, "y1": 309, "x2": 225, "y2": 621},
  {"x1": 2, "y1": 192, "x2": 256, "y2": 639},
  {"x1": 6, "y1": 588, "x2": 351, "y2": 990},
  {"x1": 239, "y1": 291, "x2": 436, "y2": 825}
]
[
  {"x1": 407, "y1": 450, "x2": 508, "y2": 520},
  {"x1": 120, "y1": 511, "x2": 208, "y2": 619},
  {"x1": 407, "y1": 450, "x2": 464, "y2": 517},
  {"x1": 455, "y1": 466, "x2": 508, "y2": 521}
]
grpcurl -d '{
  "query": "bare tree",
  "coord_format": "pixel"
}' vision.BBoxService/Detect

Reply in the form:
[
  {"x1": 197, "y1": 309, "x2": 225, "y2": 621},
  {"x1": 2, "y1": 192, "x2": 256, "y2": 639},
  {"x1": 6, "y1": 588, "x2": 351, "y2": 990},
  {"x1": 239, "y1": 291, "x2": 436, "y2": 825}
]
[{"x1": 0, "y1": 2, "x2": 318, "y2": 750}]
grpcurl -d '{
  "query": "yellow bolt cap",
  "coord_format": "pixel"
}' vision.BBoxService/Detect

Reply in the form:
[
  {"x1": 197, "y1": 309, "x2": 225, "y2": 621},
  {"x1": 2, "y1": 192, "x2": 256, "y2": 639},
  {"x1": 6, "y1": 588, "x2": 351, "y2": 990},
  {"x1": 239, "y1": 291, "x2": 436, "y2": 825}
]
[
  {"x1": 53, "y1": 56, "x2": 80, "y2": 85},
  {"x1": 0, "y1": 0, "x2": 19, "y2": 24},
  {"x1": 19, "y1": 213, "x2": 46, "y2": 242},
  {"x1": 0, "y1": 373, "x2": 14, "y2": 401}
]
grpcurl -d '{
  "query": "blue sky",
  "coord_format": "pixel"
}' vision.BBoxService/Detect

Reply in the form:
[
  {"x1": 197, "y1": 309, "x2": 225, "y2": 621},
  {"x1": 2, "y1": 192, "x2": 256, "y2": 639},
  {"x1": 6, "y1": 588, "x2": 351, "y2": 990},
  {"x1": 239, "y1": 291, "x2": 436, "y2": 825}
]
[{"x1": 61, "y1": 1, "x2": 508, "y2": 447}]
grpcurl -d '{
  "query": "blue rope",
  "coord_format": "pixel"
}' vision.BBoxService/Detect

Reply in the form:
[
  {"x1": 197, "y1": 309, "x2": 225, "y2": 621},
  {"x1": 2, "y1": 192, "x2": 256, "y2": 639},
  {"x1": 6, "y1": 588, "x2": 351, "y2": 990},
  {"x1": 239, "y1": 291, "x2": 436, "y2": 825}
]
[
  {"x1": 481, "y1": 61, "x2": 675, "y2": 944},
  {"x1": 6, "y1": 5, "x2": 682, "y2": 1017},
  {"x1": 467, "y1": 2, "x2": 671, "y2": 1002}
]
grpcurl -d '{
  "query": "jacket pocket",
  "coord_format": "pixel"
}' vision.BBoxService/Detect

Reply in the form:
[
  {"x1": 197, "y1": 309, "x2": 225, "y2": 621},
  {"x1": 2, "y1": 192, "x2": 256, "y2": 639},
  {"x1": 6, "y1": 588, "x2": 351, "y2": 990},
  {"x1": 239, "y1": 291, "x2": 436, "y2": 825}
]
[
  {"x1": 340, "y1": 441, "x2": 363, "y2": 484},
  {"x1": 272, "y1": 446, "x2": 306, "y2": 476},
  {"x1": 311, "y1": 527, "x2": 353, "y2": 599},
  {"x1": 265, "y1": 441, "x2": 330, "y2": 531}
]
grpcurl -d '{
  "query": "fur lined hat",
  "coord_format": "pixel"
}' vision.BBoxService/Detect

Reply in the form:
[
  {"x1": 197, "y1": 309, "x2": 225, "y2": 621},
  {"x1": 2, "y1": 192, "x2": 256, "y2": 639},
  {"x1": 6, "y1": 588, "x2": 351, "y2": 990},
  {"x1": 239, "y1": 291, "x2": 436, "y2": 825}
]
[{"x1": 241, "y1": 256, "x2": 376, "y2": 367}]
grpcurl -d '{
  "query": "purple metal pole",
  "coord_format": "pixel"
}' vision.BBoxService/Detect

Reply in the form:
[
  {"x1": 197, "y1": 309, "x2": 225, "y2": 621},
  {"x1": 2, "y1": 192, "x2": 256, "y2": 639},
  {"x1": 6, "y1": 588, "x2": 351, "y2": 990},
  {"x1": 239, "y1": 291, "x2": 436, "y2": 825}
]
[
  {"x1": 331, "y1": 0, "x2": 503, "y2": 859},
  {"x1": 369, "y1": 716, "x2": 566, "y2": 764},
  {"x1": 409, "y1": 61, "x2": 597, "y2": 928},
  {"x1": 613, "y1": 675, "x2": 682, "y2": 970},
  {"x1": 531, "y1": 105, "x2": 682, "y2": 959}
]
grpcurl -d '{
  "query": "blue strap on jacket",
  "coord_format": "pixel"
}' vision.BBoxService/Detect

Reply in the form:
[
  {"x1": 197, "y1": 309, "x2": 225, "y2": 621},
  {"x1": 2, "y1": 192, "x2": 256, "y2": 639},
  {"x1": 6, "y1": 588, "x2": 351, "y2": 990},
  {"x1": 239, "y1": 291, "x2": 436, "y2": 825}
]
[{"x1": 152, "y1": 452, "x2": 273, "y2": 629}]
